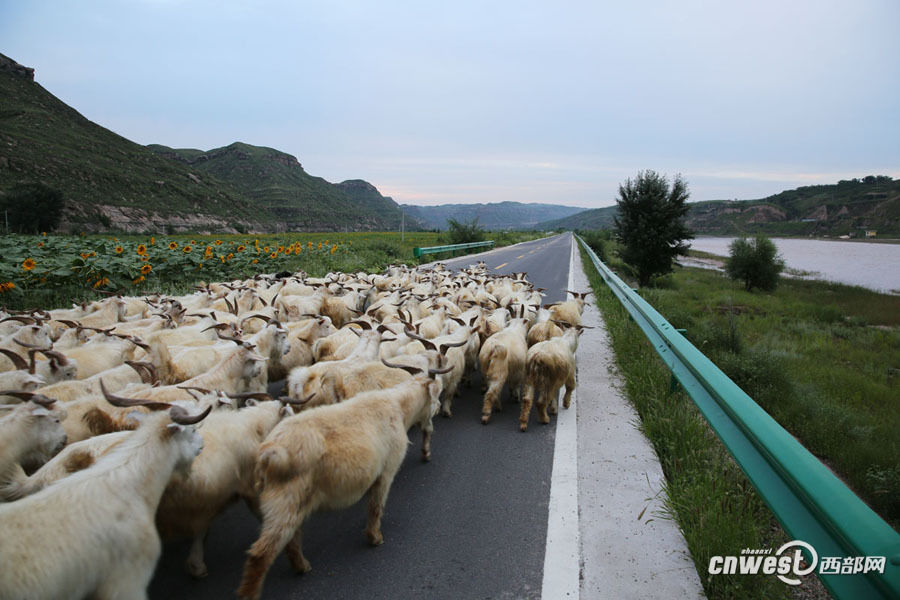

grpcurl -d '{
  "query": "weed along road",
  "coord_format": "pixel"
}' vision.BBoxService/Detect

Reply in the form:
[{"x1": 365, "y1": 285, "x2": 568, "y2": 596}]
[{"x1": 148, "y1": 233, "x2": 575, "y2": 599}]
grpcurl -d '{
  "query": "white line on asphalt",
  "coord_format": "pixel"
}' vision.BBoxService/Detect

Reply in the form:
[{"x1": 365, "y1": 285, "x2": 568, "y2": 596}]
[{"x1": 541, "y1": 234, "x2": 581, "y2": 599}]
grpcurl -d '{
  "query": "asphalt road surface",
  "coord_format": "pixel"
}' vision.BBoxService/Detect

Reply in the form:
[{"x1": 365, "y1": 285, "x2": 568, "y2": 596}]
[{"x1": 149, "y1": 233, "x2": 574, "y2": 600}]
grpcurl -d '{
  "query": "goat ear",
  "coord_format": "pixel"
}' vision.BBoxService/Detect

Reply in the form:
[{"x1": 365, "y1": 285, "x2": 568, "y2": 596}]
[
  {"x1": 30, "y1": 406, "x2": 52, "y2": 417},
  {"x1": 166, "y1": 423, "x2": 186, "y2": 434}
]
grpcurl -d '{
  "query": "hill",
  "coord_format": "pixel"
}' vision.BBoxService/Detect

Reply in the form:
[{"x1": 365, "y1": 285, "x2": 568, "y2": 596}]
[
  {"x1": 0, "y1": 53, "x2": 417, "y2": 234},
  {"x1": 0, "y1": 53, "x2": 257, "y2": 233},
  {"x1": 539, "y1": 177, "x2": 900, "y2": 237},
  {"x1": 148, "y1": 144, "x2": 413, "y2": 231},
  {"x1": 401, "y1": 201, "x2": 584, "y2": 230}
]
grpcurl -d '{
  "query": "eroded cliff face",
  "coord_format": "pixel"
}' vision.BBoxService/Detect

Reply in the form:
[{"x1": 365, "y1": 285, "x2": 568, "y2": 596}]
[{"x1": 59, "y1": 204, "x2": 261, "y2": 235}]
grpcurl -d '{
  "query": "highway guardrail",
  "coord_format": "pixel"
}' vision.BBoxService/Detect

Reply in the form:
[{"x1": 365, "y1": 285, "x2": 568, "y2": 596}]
[
  {"x1": 575, "y1": 234, "x2": 900, "y2": 599},
  {"x1": 413, "y1": 240, "x2": 494, "y2": 258}
]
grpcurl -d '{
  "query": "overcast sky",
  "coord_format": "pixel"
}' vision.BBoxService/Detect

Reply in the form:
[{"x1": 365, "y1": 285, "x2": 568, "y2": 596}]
[{"x1": 3, "y1": 0, "x2": 899, "y2": 207}]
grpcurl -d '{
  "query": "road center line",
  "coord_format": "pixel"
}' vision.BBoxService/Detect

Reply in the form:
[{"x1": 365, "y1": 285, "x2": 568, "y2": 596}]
[
  {"x1": 494, "y1": 262, "x2": 508, "y2": 269},
  {"x1": 541, "y1": 234, "x2": 581, "y2": 599},
  {"x1": 517, "y1": 254, "x2": 525, "y2": 259}
]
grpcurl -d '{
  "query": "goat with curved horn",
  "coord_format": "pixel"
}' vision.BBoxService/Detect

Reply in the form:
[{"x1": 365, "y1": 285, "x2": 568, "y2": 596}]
[
  {"x1": 101, "y1": 379, "x2": 173, "y2": 411},
  {"x1": 0, "y1": 348, "x2": 29, "y2": 371},
  {"x1": 380, "y1": 358, "x2": 423, "y2": 376},
  {"x1": 0, "y1": 390, "x2": 56, "y2": 407}
]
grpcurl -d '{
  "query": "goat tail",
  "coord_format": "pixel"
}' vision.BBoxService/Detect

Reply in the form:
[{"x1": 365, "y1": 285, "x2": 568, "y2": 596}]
[
  {"x1": 255, "y1": 432, "x2": 323, "y2": 492},
  {"x1": 483, "y1": 344, "x2": 508, "y2": 381}
]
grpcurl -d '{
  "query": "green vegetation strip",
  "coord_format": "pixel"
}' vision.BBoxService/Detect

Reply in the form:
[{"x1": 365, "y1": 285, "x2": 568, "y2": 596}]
[{"x1": 576, "y1": 235, "x2": 900, "y2": 599}]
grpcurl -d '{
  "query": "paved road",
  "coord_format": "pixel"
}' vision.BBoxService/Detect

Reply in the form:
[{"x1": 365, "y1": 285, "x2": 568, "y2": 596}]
[{"x1": 149, "y1": 233, "x2": 574, "y2": 599}]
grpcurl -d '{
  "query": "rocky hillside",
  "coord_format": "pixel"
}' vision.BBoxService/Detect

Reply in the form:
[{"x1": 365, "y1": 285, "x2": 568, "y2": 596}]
[
  {"x1": 539, "y1": 177, "x2": 900, "y2": 237},
  {"x1": 0, "y1": 53, "x2": 257, "y2": 234},
  {"x1": 0, "y1": 53, "x2": 416, "y2": 234},
  {"x1": 148, "y1": 143, "x2": 413, "y2": 232},
  {"x1": 401, "y1": 201, "x2": 585, "y2": 230}
]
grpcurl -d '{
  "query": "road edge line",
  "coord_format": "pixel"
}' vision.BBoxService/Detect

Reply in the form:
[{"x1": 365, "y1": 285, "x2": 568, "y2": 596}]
[{"x1": 541, "y1": 233, "x2": 581, "y2": 599}]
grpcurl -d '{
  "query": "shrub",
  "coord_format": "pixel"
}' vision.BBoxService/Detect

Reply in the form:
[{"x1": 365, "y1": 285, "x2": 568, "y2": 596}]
[
  {"x1": 725, "y1": 236, "x2": 785, "y2": 292},
  {"x1": 446, "y1": 217, "x2": 485, "y2": 244},
  {"x1": 578, "y1": 229, "x2": 607, "y2": 262},
  {"x1": 1, "y1": 182, "x2": 66, "y2": 233}
]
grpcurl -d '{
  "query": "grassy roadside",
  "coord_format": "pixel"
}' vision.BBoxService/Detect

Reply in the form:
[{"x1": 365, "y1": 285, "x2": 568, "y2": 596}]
[{"x1": 578, "y1": 243, "x2": 791, "y2": 599}]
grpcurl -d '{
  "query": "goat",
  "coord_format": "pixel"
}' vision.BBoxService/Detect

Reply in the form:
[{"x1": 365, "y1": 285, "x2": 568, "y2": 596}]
[
  {"x1": 236, "y1": 368, "x2": 445, "y2": 600},
  {"x1": 0, "y1": 401, "x2": 210, "y2": 600},
  {"x1": 519, "y1": 327, "x2": 582, "y2": 431},
  {"x1": 478, "y1": 312, "x2": 529, "y2": 424},
  {"x1": 0, "y1": 394, "x2": 66, "y2": 489}
]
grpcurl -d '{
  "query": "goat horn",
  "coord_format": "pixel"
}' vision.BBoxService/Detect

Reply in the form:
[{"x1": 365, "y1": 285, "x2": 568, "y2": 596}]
[
  {"x1": 216, "y1": 332, "x2": 244, "y2": 344},
  {"x1": 52, "y1": 319, "x2": 80, "y2": 328},
  {"x1": 13, "y1": 339, "x2": 48, "y2": 350},
  {"x1": 241, "y1": 314, "x2": 272, "y2": 325},
  {"x1": 202, "y1": 323, "x2": 231, "y2": 332},
  {"x1": 0, "y1": 348, "x2": 29, "y2": 371},
  {"x1": 124, "y1": 360, "x2": 153, "y2": 384},
  {"x1": 439, "y1": 340, "x2": 467, "y2": 354},
  {"x1": 0, "y1": 390, "x2": 56, "y2": 406},
  {"x1": 279, "y1": 394, "x2": 314, "y2": 405},
  {"x1": 228, "y1": 392, "x2": 273, "y2": 402},
  {"x1": 100, "y1": 380, "x2": 172, "y2": 410},
  {"x1": 38, "y1": 349, "x2": 70, "y2": 366},
  {"x1": 0, "y1": 316, "x2": 35, "y2": 325},
  {"x1": 348, "y1": 320, "x2": 372, "y2": 330},
  {"x1": 428, "y1": 365, "x2": 454, "y2": 377},
  {"x1": 177, "y1": 385, "x2": 213, "y2": 395},
  {"x1": 168, "y1": 404, "x2": 213, "y2": 425},
  {"x1": 381, "y1": 358, "x2": 423, "y2": 376}
]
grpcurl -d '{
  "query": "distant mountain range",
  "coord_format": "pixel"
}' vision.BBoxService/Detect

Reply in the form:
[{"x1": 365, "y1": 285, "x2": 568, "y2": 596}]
[
  {"x1": 2, "y1": 52, "x2": 897, "y2": 236},
  {"x1": 538, "y1": 177, "x2": 900, "y2": 236},
  {"x1": 401, "y1": 201, "x2": 585, "y2": 230}
]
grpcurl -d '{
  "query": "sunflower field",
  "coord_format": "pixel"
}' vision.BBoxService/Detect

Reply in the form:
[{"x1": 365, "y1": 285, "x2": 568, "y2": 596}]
[{"x1": 0, "y1": 230, "x2": 544, "y2": 310}]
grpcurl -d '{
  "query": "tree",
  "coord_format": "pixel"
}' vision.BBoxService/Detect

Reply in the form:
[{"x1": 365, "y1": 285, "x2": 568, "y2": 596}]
[
  {"x1": 725, "y1": 236, "x2": 785, "y2": 292},
  {"x1": 1, "y1": 183, "x2": 66, "y2": 233},
  {"x1": 446, "y1": 217, "x2": 485, "y2": 244},
  {"x1": 613, "y1": 170, "x2": 693, "y2": 287}
]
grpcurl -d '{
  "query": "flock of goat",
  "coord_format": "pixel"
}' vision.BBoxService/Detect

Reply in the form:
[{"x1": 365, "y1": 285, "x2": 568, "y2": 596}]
[{"x1": 0, "y1": 260, "x2": 590, "y2": 600}]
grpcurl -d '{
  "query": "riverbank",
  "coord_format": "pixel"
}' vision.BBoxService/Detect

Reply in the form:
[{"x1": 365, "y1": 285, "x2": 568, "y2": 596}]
[{"x1": 688, "y1": 236, "x2": 900, "y2": 294}]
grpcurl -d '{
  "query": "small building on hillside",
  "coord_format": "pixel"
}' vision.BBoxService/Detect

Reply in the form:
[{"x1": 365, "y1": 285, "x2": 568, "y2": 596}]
[{"x1": 865, "y1": 230, "x2": 877, "y2": 238}]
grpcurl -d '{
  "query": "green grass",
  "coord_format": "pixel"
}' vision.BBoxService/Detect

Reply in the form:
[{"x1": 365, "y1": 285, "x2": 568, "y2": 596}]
[{"x1": 579, "y1": 244, "x2": 790, "y2": 599}]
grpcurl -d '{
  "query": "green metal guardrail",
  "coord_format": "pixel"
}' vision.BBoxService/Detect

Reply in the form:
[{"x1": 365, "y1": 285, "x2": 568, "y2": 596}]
[
  {"x1": 575, "y1": 234, "x2": 900, "y2": 599},
  {"x1": 413, "y1": 240, "x2": 494, "y2": 258}
]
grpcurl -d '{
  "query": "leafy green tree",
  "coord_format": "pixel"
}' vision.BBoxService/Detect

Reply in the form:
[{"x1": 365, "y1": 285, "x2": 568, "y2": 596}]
[
  {"x1": 1, "y1": 183, "x2": 66, "y2": 233},
  {"x1": 726, "y1": 236, "x2": 785, "y2": 292},
  {"x1": 613, "y1": 170, "x2": 693, "y2": 287},
  {"x1": 446, "y1": 217, "x2": 485, "y2": 244}
]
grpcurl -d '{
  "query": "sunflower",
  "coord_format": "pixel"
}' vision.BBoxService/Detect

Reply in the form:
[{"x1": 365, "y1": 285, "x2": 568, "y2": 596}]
[
  {"x1": 132, "y1": 275, "x2": 145, "y2": 285},
  {"x1": 236, "y1": 245, "x2": 246, "y2": 252},
  {"x1": 278, "y1": 246, "x2": 285, "y2": 253},
  {"x1": 269, "y1": 252, "x2": 277, "y2": 259},
  {"x1": 169, "y1": 241, "x2": 178, "y2": 250},
  {"x1": 136, "y1": 244, "x2": 147, "y2": 256},
  {"x1": 37, "y1": 241, "x2": 44, "y2": 248},
  {"x1": 317, "y1": 242, "x2": 322, "y2": 250},
  {"x1": 22, "y1": 258, "x2": 36, "y2": 271},
  {"x1": 215, "y1": 240, "x2": 223, "y2": 246},
  {"x1": 330, "y1": 245, "x2": 337, "y2": 254},
  {"x1": 226, "y1": 253, "x2": 234, "y2": 260},
  {"x1": 308, "y1": 242, "x2": 313, "y2": 249},
  {"x1": 80, "y1": 252, "x2": 91, "y2": 260},
  {"x1": 141, "y1": 264, "x2": 152, "y2": 275},
  {"x1": 183, "y1": 246, "x2": 192, "y2": 253},
  {"x1": 150, "y1": 237, "x2": 155, "y2": 245},
  {"x1": 93, "y1": 277, "x2": 109, "y2": 289},
  {"x1": 115, "y1": 246, "x2": 124, "y2": 254},
  {"x1": 0, "y1": 282, "x2": 16, "y2": 293},
  {"x1": 220, "y1": 255, "x2": 226, "y2": 264},
  {"x1": 251, "y1": 259, "x2": 259, "y2": 264},
  {"x1": 204, "y1": 246, "x2": 213, "y2": 258}
]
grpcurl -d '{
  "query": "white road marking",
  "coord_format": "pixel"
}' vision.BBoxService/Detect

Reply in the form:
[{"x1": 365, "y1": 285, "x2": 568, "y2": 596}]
[{"x1": 541, "y1": 234, "x2": 580, "y2": 599}]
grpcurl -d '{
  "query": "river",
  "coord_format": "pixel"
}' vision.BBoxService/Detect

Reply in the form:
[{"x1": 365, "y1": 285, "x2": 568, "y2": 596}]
[{"x1": 688, "y1": 237, "x2": 900, "y2": 294}]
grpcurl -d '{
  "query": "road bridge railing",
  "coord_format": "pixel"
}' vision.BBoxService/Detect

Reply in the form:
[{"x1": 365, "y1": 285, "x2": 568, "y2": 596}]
[
  {"x1": 413, "y1": 240, "x2": 494, "y2": 258},
  {"x1": 575, "y1": 234, "x2": 900, "y2": 599}
]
